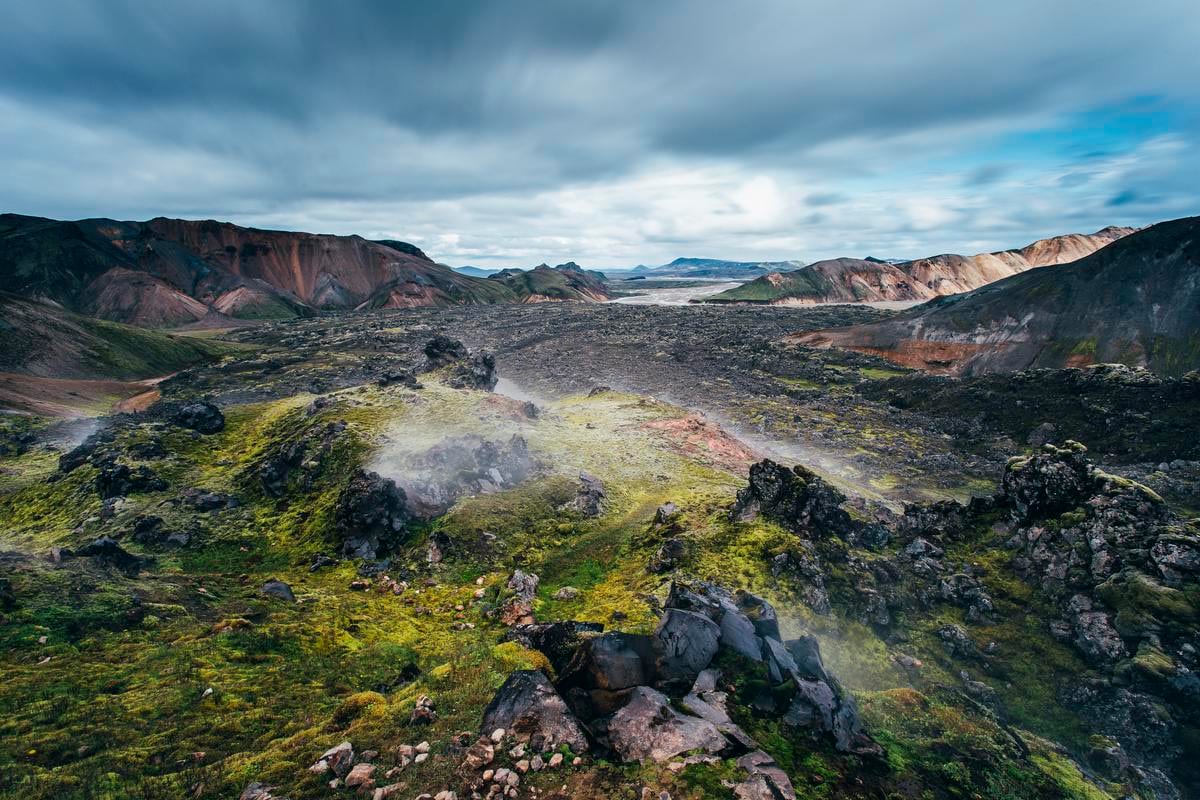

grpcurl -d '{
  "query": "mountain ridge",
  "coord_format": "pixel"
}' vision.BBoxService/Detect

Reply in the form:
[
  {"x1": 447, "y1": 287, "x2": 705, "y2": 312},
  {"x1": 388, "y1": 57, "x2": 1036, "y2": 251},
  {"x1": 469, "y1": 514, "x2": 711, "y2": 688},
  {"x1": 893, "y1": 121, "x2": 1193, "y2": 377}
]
[
  {"x1": 703, "y1": 225, "x2": 1136, "y2": 305},
  {"x1": 790, "y1": 216, "x2": 1200, "y2": 375}
]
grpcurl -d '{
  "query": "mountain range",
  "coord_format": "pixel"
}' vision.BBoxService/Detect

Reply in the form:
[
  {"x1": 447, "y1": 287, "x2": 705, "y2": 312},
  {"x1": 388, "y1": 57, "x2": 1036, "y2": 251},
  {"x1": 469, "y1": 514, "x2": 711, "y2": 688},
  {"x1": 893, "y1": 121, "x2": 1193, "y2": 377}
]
[
  {"x1": 0, "y1": 214, "x2": 608, "y2": 328},
  {"x1": 703, "y1": 226, "x2": 1136, "y2": 305},
  {"x1": 791, "y1": 216, "x2": 1200, "y2": 375}
]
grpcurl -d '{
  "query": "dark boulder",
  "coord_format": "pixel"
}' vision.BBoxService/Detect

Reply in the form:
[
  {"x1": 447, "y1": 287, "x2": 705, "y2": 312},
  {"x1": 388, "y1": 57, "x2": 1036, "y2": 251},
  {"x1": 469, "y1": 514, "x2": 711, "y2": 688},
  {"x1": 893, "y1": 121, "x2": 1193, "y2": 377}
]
[
  {"x1": 653, "y1": 608, "x2": 720, "y2": 690},
  {"x1": 1001, "y1": 440, "x2": 1093, "y2": 522},
  {"x1": 647, "y1": 537, "x2": 686, "y2": 573},
  {"x1": 94, "y1": 460, "x2": 167, "y2": 499},
  {"x1": 173, "y1": 401, "x2": 225, "y2": 434},
  {"x1": 181, "y1": 488, "x2": 236, "y2": 511},
  {"x1": 558, "y1": 632, "x2": 654, "y2": 691},
  {"x1": 334, "y1": 471, "x2": 410, "y2": 559},
  {"x1": 480, "y1": 670, "x2": 589, "y2": 751},
  {"x1": 563, "y1": 472, "x2": 606, "y2": 518},
  {"x1": 261, "y1": 579, "x2": 296, "y2": 602},
  {"x1": 505, "y1": 621, "x2": 604, "y2": 673},
  {"x1": 421, "y1": 335, "x2": 498, "y2": 391},
  {"x1": 422, "y1": 335, "x2": 469, "y2": 368},
  {"x1": 78, "y1": 536, "x2": 142, "y2": 576},
  {"x1": 664, "y1": 581, "x2": 764, "y2": 662},
  {"x1": 733, "y1": 459, "x2": 888, "y2": 548}
]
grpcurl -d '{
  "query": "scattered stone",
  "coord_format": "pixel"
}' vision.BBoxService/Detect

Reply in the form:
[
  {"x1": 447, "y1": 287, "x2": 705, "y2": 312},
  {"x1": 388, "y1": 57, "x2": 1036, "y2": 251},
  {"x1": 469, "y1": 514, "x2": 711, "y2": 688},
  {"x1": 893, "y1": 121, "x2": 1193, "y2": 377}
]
[
  {"x1": 411, "y1": 695, "x2": 437, "y2": 725},
  {"x1": 260, "y1": 579, "x2": 296, "y2": 603},
  {"x1": 553, "y1": 586, "x2": 580, "y2": 601},
  {"x1": 311, "y1": 741, "x2": 355, "y2": 778}
]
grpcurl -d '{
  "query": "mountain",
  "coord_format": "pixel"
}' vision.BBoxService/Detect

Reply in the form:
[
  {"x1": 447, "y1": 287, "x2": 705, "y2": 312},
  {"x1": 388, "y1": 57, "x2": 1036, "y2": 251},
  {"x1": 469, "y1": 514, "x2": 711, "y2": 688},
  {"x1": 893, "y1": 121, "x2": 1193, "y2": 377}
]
[
  {"x1": 791, "y1": 217, "x2": 1200, "y2": 375},
  {"x1": 0, "y1": 214, "x2": 520, "y2": 326},
  {"x1": 703, "y1": 226, "x2": 1136, "y2": 305},
  {"x1": 0, "y1": 292, "x2": 236, "y2": 380},
  {"x1": 487, "y1": 262, "x2": 612, "y2": 302}
]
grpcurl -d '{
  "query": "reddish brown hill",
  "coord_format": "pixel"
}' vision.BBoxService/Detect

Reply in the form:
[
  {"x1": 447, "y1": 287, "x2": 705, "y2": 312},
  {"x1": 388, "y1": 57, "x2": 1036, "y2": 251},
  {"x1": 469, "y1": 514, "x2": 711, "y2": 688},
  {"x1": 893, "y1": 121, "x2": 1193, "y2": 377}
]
[
  {"x1": 0, "y1": 214, "x2": 521, "y2": 326},
  {"x1": 704, "y1": 226, "x2": 1136, "y2": 305},
  {"x1": 790, "y1": 217, "x2": 1200, "y2": 376}
]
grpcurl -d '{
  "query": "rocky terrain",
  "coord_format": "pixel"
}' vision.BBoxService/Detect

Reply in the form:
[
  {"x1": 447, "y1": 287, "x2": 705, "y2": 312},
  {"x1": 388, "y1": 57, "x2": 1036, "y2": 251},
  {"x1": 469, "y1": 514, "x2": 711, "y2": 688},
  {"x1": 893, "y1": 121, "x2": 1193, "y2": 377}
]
[
  {"x1": 0, "y1": 215, "x2": 610, "y2": 329},
  {"x1": 0, "y1": 295, "x2": 1198, "y2": 800},
  {"x1": 703, "y1": 226, "x2": 1134, "y2": 305},
  {"x1": 793, "y1": 217, "x2": 1199, "y2": 376}
]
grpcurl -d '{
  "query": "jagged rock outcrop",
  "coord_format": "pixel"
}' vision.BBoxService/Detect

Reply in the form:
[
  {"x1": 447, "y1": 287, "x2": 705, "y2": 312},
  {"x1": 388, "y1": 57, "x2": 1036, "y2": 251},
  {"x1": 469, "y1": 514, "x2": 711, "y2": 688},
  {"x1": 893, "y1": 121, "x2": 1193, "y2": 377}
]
[
  {"x1": 419, "y1": 336, "x2": 498, "y2": 391},
  {"x1": 487, "y1": 580, "x2": 877, "y2": 765},
  {"x1": 733, "y1": 459, "x2": 888, "y2": 548},
  {"x1": 334, "y1": 471, "x2": 411, "y2": 558}
]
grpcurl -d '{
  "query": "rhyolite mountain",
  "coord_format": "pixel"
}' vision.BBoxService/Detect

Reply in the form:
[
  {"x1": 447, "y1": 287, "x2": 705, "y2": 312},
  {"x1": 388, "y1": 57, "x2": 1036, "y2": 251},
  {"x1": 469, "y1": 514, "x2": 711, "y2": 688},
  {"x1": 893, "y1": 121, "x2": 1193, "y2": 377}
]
[
  {"x1": 0, "y1": 214, "x2": 606, "y2": 328},
  {"x1": 703, "y1": 225, "x2": 1135, "y2": 305},
  {"x1": 792, "y1": 216, "x2": 1200, "y2": 375}
]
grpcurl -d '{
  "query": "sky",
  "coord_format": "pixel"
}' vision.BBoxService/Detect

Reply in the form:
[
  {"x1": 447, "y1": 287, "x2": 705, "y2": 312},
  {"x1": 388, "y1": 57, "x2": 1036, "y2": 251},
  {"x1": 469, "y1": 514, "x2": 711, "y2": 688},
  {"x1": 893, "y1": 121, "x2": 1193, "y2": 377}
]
[{"x1": 1, "y1": 1, "x2": 1198, "y2": 268}]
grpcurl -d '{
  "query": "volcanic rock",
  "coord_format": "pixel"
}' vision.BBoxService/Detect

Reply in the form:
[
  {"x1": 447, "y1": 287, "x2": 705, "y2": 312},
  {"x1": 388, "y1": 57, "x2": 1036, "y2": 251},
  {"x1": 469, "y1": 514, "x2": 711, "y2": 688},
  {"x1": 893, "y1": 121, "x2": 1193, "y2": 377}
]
[
  {"x1": 480, "y1": 670, "x2": 589, "y2": 752},
  {"x1": 334, "y1": 471, "x2": 410, "y2": 559},
  {"x1": 604, "y1": 686, "x2": 727, "y2": 763}
]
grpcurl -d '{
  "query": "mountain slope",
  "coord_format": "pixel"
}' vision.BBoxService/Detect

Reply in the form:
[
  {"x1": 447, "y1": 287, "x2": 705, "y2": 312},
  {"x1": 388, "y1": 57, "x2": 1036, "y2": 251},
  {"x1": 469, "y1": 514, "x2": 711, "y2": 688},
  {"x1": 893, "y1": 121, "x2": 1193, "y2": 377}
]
[
  {"x1": 791, "y1": 217, "x2": 1200, "y2": 375},
  {"x1": 704, "y1": 257, "x2": 926, "y2": 304},
  {"x1": 488, "y1": 262, "x2": 612, "y2": 302},
  {"x1": 704, "y1": 226, "x2": 1135, "y2": 305},
  {"x1": 0, "y1": 214, "x2": 519, "y2": 325}
]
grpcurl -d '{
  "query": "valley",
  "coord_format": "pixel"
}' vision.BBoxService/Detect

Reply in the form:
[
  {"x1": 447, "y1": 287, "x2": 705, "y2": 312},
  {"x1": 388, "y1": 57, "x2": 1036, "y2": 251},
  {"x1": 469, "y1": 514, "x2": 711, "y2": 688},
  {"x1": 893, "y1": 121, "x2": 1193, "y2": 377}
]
[{"x1": 2, "y1": 298, "x2": 1198, "y2": 800}]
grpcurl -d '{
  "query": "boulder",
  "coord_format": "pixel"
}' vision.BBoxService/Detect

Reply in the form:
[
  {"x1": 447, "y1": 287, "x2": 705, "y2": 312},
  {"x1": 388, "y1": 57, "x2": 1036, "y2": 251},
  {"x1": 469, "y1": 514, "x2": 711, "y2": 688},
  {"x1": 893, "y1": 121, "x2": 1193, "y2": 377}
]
[
  {"x1": 653, "y1": 609, "x2": 720, "y2": 690},
  {"x1": 1065, "y1": 594, "x2": 1127, "y2": 665},
  {"x1": 559, "y1": 632, "x2": 653, "y2": 691},
  {"x1": 334, "y1": 471, "x2": 410, "y2": 558},
  {"x1": 480, "y1": 670, "x2": 589, "y2": 752},
  {"x1": 240, "y1": 783, "x2": 285, "y2": 800},
  {"x1": 77, "y1": 536, "x2": 142, "y2": 576},
  {"x1": 732, "y1": 459, "x2": 887, "y2": 548},
  {"x1": 94, "y1": 460, "x2": 167, "y2": 499},
  {"x1": 173, "y1": 401, "x2": 225, "y2": 434},
  {"x1": 564, "y1": 472, "x2": 606, "y2": 517},
  {"x1": 505, "y1": 621, "x2": 604, "y2": 673},
  {"x1": 605, "y1": 686, "x2": 727, "y2": 763},
  {"x1": 647, "y1": 537, "x2": 686, "y2": 574},
  {"x1": 422, "y1": 335, "x2": 469, "y2": 368},
  {"x1": 734, "y1": 750, "x2": 796, "y2": 800},
  {"x1": 311, "y1": 741, "x2": 355, "y2": 778},
  {"x1": 261, "y1": 579, "x2": 296, "y2": 603},
  {"x1": 1001, "y1": 441, "x2": 1093, "y2": 522}
]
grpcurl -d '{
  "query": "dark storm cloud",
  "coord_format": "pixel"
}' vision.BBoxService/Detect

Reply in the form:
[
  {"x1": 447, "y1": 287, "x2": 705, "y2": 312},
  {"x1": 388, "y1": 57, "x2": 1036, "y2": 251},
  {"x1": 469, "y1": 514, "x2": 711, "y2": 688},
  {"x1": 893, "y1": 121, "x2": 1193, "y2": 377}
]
[{"x1": 0, "y1": 0, "x2": 1197, "y2": 263}]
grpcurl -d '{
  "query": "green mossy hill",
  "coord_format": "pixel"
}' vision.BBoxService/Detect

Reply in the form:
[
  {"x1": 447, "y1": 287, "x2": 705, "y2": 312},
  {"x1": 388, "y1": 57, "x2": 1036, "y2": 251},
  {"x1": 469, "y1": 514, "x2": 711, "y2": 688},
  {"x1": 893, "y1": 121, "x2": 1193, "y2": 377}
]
[
  {"x1": 0, "y1": 293, "x2": 241, "y2": 381},
  {"x1": 489, "y1": 264, "x2": 611, "y2": 302}
]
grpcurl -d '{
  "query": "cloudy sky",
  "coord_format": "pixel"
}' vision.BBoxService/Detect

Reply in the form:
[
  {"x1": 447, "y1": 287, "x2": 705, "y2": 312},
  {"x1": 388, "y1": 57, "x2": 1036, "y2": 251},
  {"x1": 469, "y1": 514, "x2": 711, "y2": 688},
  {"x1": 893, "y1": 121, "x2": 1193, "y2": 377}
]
[{"x1": 2, "y1": 1, "x2": 1198, "y2": 267}]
